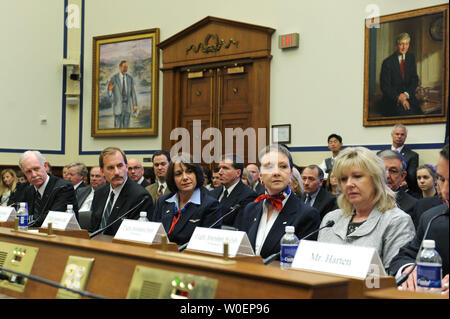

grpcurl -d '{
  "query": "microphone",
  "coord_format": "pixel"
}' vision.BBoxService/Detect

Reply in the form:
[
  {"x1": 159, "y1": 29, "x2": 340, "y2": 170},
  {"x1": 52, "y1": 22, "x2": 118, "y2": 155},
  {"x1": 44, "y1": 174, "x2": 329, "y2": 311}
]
[
  {"x1": 396, "y1": 206, "x2": 448, "y2": 286},
  {"x1": 262, "y1": 220, "x2": 335, "y2": 265},
  {"x1": 178, "y1": 204, "x2": 241, "y2": 252},
  {"x1": 89, "y1": 196, "x2": 149, "y2": 238},
  {"x1": 0, "y1": 266, "x2": 107, "y2": 299}
]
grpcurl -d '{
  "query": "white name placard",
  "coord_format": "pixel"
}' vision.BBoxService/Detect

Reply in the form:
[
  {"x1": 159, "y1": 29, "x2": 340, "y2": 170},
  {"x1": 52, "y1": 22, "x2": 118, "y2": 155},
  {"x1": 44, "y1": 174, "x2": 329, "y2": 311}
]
[
  {"x1": 186, "y1": 227, "x2": 255, "y2": 257},
  {"x1": 0, "y1": 207, "x2": 16, "y2": 222},
  {"x1": 114, "y1": 220, "x2": 166, "y2": 244},
  {"x1": 41, "y1": 211, "x2": 81, "y2": 230},
  {"x1": 291, "y1": 240, "x2": 386, "y2": 279}
]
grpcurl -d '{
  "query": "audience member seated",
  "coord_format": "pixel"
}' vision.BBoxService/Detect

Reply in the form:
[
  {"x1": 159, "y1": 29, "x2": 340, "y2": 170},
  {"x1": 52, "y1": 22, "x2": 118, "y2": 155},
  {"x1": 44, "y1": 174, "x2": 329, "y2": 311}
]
[
  {"x1": 318, "y1": 147, "x2": 415, "y2": 270},
  {"x1": 378, "y1": 124, "x2": 420, "y2": 195},
  {"x1": 62, "y1": 165, "x2": 71, "y2": 181},
  {"x1": 1, "y1": 169, "x2": 19, "y2": 206},
  {"x1": 19, "y1": 151, "x2": 78, "y2": 227},
  {"x1": 416, "y1": 164, "x2": 438, "y2": 199},
  {"x1": 241, "y1": 167, "x2": 255, "y2": 188},
  {"x1": 389, "y1": 144, "x2": 448, "y2": 295},
  {"x1": 144, "y1": 167, "x2": 155, "y2": 185},
  {"x1": 77, "y1": 166, "x2": 106, "y2": 213},
  {"x1": 67, "y1": 162, "x2": 89, "y2": 209},
  {"x1": 209, "y1": 154, "x2": 257, "y2": 229},
  {"x1": 319, "y1": 133, "x2": 343, "y2": 180},
  {"x1": 16, "y1": 170, "x2": 27, "y2": 184},
  {"x1": 211, "y1": 167, "x2": 221, "y2": 189},
  {"x1": 239, "y1": 144, "x2": 320, "y2": 259},
  {"x1": 151, "y1": 153, "x2": 221, "y2": 246},
  {"x1": 89, "y1": 147, "x2": 154, "y2": 236},
  {"x1": 289, "y1": 166, "x2": 304, "y2": 198},
  {"x1": 202, "y1": 166, "x2": 213, "y2": 191},
  {"x1": 378, "y1": 149, "x2": 417, "y2": 219},
  {"x1": 246, "y1": 163, "x2": 265, "y2": 195},
  {"x1": 146, "y1": 150, "x2": 171, "y2": 204},
  {"x1": 301, "y1": 164, "x2": 337, "y2": 220},
  {"x1": 127, "y1": 158, "x2": 150, "y2": 188},
  {"x1": 325, "y1": 171, "x2": 341, "y2": 196}
]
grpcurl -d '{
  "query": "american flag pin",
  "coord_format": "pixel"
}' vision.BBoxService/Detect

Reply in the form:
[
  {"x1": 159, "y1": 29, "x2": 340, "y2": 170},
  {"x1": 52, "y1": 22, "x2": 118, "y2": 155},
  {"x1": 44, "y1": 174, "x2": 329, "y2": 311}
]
[{"x1": 166, "y1": 210, "x2": 170, "y2": 214}]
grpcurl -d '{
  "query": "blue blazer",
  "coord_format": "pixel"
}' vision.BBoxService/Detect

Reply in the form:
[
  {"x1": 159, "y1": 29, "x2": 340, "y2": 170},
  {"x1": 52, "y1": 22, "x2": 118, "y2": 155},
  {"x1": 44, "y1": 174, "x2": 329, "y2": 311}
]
[
  {"x1": 151, "y1": 188, "x2": 222, "y2": 246},
  {"x1": 240, "y1": 193, "x2": 320, "y2": 259}
]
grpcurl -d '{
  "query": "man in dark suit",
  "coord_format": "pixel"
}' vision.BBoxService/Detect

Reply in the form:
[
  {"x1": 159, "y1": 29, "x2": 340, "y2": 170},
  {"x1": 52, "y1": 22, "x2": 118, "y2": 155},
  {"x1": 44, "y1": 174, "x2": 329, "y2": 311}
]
[
  {"x1": 380, "y1": 32, "x2": 421, "y2": 117},
  {"x1": 67, "y1": 162, "x2": 89, "y2": 204},
  {"x1": 89, "y1": 147, "x2": 154, "y2": 236},
  {"x1": 378, "y1": 124, "x2": 420, "y2": 195},
  {"x1": 240, "y1": 144, "x2": 320, "y2": 259},
  {"x1": 77, "y1": 166, "x2": 106, "y2": 213},
  {"x1": 209, "y1": 154, "x2": 257, "y2": 229},
  {"x1": 145, "y1": 150, "x2": 171, "y2": 205},
  {"x1": 19, "y1": 150, "x2": 78, "y2": 227},
  {"x1": 127, "y1": 158, "x2": 150, "y2": 188},
  {"x1": 301, "y1": 165, "x2": 337, "y2": 220},
  {"x1": 246, "y1": 163, "x2": 265, "y2": 195},
  {"x1": 389, "y1": 144, "x2": 448, "y2": 294},
  {"x1": 379, "y1": 149, "x2": 417, "y2": 218},
  {"x1": 411, "y1": 195, "x2": 442, "y2": 229}
]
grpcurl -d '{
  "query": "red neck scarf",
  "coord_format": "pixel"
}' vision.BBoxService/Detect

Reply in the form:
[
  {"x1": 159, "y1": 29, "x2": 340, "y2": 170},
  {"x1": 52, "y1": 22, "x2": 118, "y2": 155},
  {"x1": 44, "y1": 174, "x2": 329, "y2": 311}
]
[{"x1": 254, "y1": 193, "x2": 285, "y2": 210}]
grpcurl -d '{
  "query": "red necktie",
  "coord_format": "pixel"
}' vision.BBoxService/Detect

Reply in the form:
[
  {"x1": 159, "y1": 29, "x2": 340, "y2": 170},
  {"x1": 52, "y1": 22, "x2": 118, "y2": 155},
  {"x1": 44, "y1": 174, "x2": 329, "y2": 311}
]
[
  {"x1": 254, "y1": 193, "x2": 285, "y2": 210},
  {"x1": 400, "y1": 55, "x2": 405, "y2": 80}
]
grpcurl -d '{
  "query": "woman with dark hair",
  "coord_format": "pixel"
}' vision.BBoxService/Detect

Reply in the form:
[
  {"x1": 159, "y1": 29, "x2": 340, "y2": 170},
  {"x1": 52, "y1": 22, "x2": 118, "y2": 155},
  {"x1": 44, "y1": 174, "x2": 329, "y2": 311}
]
[{"x1": 151, "y1": 154, "x2": 222, "y2": 246}]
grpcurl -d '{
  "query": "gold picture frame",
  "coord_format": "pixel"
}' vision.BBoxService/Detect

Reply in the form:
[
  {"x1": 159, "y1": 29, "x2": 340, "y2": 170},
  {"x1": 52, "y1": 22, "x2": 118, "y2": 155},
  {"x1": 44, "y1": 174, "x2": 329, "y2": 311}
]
[
  {"x1": 363, "y1": 4, "x2": 448, "y2": 127},
  {"x1": 91, "y1": 28, "x2": 159, "y2": 136}
]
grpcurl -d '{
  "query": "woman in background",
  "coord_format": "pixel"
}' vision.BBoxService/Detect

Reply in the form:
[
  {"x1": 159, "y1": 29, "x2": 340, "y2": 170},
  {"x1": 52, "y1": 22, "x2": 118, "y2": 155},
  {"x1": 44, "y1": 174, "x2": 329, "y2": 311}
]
[
  {"x1": 325, "y1": 172, "x2": 340, "y2": 196},
  {"x1": 0, "y1": 169, "x2": 18, "y2": 206},
  {"x1": 289, "y1": 166, "x2": 304, "y2": 198},
  {"x1": 416, "y1": 164, "x2": 437, "y2": 199}
]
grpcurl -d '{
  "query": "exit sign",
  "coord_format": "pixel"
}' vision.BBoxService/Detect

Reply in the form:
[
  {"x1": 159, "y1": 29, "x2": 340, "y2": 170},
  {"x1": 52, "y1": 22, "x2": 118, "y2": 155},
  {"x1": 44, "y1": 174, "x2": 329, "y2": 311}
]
[{"x1": 279, "y1": 33, "x2": 299, "y2": 49}]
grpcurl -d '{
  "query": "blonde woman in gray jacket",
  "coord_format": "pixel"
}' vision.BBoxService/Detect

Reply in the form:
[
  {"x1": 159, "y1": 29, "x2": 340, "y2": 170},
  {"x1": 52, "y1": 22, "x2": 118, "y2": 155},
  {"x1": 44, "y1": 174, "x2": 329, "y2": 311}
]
[{"x1": 318, "y1": 147, "x2": 415, "y2": 270}]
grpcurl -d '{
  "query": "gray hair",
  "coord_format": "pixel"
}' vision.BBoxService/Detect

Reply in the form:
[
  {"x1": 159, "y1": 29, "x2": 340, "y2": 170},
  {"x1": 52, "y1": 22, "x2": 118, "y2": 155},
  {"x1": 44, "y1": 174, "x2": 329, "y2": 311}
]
[
  {"x1": 19, "y1": 150, "x2": 46, "y2": 169},
  {"x1": 391, "y1": 123, "x2": 408, "y2": 136},
  {"x1": 396, "y1": 32, "x2": 411, "y2": 44},
  {"x1": 258, "y1": 144, "x2": 294, "y2": 170},
  {"x1": 378, "y1": 149, "x2": 407, "y2": 172},
  {"x1": 69, "y1": 162, "x2": 88, "y2": 177},
  {"x1": 291, "y1": 167, "x2": 304, "y2": 192}
]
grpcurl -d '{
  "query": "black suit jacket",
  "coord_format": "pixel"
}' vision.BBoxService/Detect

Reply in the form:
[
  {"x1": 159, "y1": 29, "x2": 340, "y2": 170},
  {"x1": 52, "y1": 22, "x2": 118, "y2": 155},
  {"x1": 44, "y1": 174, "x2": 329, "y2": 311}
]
[
  {"x1": 139, "y1": 178, "x2": 150, "y2": 188},
  {"x1": 209, "y1": 180, "x2": 257, "y2": 228},
  {"x1": 380, "y1": 51, "x2": 421, "y2": 116},
  {"x1": 7, "y1": 181, "x2": 29, "y2": 206},
  {"x1": 302, "y1": 187, "x2": 337, "y2": 220},
  {"x1": 23, "y1": 175, "x2": 78, "y2": 227},
  {"x1": 239, "y1": 193, "x2": 320, "y2": 259},
  {"x1": 89, "y1": 178, "x2": 154, "y2": 236},
  {"x1": 396, "y1": 189, "x2": 418, "y2": 220},
  {"x1": 151, "y1": 188, "x2": 221, "y2": 245},
  {"x1": 411, "y1": 195, "x2": 442, "y2": 229},
  {"x1": 389, "y1": 204, "x2": 449, "y2": 277}
]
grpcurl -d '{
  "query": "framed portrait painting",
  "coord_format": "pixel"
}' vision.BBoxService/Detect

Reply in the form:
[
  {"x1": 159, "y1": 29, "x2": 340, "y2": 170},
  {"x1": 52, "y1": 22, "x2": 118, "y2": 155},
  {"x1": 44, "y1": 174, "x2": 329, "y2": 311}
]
[
  {"x1": 363, "y1": 4, "x2": 448, "y2": 127},
  {"x1": 92, "y1": 28, "x2": 159, "y2": 136}
]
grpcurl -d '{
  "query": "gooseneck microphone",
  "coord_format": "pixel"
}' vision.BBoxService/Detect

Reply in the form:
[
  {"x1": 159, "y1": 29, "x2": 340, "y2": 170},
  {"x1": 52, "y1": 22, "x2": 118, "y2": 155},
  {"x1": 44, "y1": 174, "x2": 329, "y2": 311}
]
[
  {"x1": 262, "y1": 220, "x2": 335, "y2": 265},
  {"x1": 178, "y1": 204, "x2": 241, "y2": 252},
  {"x1": 396, "y1": 207, "x2": 448, "y2": 286},
  {"x1": 89, "y1": 196, "x2": 149, "y2": 238},
  {"x1": 0, "y1": 266, "x2": 107, "y2": 299}
]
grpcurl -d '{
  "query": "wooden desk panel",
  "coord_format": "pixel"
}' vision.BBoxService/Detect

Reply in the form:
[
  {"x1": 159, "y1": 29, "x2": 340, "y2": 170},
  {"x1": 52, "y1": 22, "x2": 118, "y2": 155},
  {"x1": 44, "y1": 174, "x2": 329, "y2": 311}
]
[{"x1": 0, "y1": 227, "x2": 349, "y2": 299}]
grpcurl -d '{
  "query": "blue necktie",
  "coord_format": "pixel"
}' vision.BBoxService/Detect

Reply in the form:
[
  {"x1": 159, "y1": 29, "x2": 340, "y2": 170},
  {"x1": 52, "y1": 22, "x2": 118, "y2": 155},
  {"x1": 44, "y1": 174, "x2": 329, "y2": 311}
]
[{"x1": 100, "y1": 191, "x2": 115, "y2": 229}]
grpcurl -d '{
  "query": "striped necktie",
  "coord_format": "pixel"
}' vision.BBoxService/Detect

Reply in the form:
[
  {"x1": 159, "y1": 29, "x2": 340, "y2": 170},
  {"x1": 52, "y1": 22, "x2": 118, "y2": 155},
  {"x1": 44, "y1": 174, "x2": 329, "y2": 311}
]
[{"x1": 100, "y1": 191, "x2": 115, "y2": 229}]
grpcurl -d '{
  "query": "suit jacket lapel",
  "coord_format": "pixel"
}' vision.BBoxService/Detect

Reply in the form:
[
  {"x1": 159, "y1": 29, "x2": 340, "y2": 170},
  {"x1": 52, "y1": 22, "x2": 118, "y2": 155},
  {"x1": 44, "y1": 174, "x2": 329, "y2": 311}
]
[
  {"x1": 41, "y1": 175, "x2": 57, "y2": 213},
  {"x1": 171, "y1": 203, "x2": 199, "y2": 235}
]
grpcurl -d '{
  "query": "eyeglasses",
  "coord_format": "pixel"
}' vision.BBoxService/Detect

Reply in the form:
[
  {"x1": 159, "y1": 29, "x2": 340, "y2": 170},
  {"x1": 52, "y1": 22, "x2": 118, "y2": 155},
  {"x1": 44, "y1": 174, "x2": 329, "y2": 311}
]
[{"x1": 128, "y1": 166, "x2": 142, "y2": 171}]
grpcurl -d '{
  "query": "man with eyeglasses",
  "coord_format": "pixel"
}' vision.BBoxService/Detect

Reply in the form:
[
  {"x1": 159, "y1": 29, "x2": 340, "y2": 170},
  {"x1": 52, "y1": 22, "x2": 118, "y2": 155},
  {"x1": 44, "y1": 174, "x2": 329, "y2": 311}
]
[
  {"x1": 319, "y1": 134, "x2": 343, "y2": 180},
  {"x1": 379, "y1": 149, "x2": 417, "y2": 221},
  {"x1": 127, "y1": 158, "x2": 150, "y2": 188}
]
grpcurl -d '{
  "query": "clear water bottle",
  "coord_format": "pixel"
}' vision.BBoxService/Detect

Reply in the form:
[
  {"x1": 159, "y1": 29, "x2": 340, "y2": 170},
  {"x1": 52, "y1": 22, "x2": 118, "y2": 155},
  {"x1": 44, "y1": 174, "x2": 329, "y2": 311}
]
[
  {"x1": 416, "y1": 239, "x2": 442, "y2": 294},
  {"x1": 138, "y1": 211, "x2": 149, "y2": 222},
  {"x1": 280, "y1": 226, "x2": 299, "y2": 269},
  {"x1": 17, "y1": 202, "x2": 28, "y2": 231},
  {"x1": 66, "y1": 204, "x2": 75, "y2": 216}
]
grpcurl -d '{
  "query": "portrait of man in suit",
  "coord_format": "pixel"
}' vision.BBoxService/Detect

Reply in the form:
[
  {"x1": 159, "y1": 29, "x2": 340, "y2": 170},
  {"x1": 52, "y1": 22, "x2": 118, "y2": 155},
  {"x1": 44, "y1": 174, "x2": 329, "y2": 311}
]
[
  {"x1": 364, "y1": 9, "x2": 447, "y2": 126},
  {"x1": 107, "y1": 60, "x2": 138, "y2": 128}
]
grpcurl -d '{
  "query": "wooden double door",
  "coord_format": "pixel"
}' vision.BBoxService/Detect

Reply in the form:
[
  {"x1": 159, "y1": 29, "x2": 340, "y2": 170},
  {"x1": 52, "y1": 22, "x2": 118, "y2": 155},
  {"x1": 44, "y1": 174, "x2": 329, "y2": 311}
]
[{"x1": 177, "y1": 61, "x2": 260, "y2": 164}]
